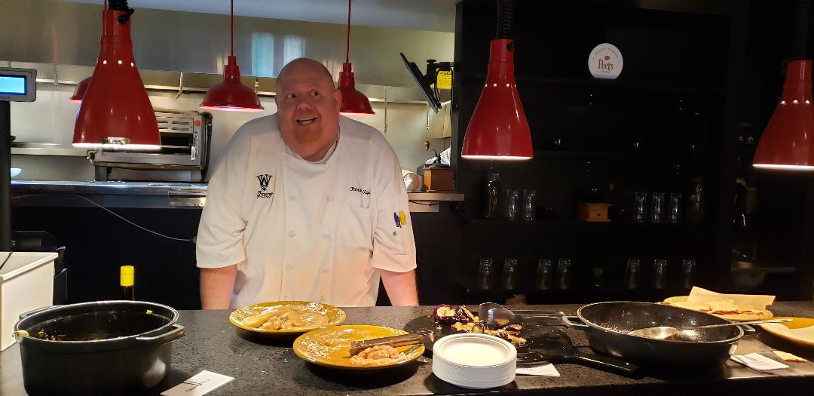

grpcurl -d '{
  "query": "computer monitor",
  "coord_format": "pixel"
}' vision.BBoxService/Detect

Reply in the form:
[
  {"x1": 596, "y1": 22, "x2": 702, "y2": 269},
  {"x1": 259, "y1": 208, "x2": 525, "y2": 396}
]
[
  {"x1": 400, "y1": 53, "x2": 442, "y2": 113},
  {"x1": 0, "y1": 68, "x2": 36, "y2": 102}
]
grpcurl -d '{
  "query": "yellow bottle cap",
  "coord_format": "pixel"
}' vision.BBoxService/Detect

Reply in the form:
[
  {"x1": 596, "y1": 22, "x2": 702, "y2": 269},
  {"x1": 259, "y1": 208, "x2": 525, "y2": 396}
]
[{"x1": 120, "y1": 265, "x2": 135, "y2": 287}]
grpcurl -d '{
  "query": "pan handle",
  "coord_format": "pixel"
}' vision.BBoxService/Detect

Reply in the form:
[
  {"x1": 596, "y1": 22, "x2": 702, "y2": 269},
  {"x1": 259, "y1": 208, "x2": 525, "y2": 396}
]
[
  {"x1": 135, "y1": 324, "x2": 186, "y2": 345},
  {"x1": 565, "y1": 352, "x2": 641, "y2": 378},
  {"x1": 739, "y1": 324, "x2": 756, "y2": 335},
  {"x1": 562, "y1": 315, "x2": 590, "y2": 330}
]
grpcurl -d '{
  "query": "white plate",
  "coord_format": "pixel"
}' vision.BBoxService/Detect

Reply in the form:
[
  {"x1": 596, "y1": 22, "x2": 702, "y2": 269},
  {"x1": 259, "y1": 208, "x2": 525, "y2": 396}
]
[{"x1": 432, "y1": 333, "x2": 517, "y2": 389}]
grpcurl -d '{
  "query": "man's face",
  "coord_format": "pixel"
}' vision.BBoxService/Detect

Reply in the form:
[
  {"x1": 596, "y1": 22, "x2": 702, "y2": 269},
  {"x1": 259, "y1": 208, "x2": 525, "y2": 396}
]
[{"x1": 275, "y1": 64, "x2": 342, "y2": 161}]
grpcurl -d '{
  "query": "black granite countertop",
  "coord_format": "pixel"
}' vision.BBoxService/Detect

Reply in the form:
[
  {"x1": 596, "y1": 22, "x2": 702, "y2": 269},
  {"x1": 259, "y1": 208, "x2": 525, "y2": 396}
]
[{"x1": 3, "y1": 303, "x2": 814, "y2": 395}]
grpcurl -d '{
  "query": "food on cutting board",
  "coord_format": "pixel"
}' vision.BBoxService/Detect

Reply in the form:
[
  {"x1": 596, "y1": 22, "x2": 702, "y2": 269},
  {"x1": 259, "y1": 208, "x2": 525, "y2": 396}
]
[
  {"x1": 662, "y1": 287, "x2": 775, "y2": 321},
  {"x1": 433, "y1": 304, "x2": 527, "y2": 346},
  {"x1": 350, "y1": 345, "x2": 407, "y2": 367},
  {"x1": 242, "y1": 305, "x2": 330, "y2": 330}
]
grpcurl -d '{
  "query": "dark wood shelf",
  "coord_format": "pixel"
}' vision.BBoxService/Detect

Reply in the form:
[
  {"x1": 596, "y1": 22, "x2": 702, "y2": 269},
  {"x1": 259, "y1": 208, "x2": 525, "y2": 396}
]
[
  {"x1": 456, "y1": 279, "x2": 691, "y2": 304},
  {"x1": 464, "y1": 72, "x2": 725, "y2": 96},
  {"x1": 465, "y1": 218, "x2": 713, "y2": 230}
]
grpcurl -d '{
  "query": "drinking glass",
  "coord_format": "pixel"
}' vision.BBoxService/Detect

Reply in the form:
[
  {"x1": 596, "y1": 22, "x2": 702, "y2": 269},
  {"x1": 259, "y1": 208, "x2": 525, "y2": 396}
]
[
  {"x1": 478, "y1": 258, "x2": 494, "y2": 290},
  {"x1": 536, "y1": 259, "x2": 552, "y2": 290},
  {"x1": 669, "y1": 193, "x2": 682, "y2": 224},
  {"x1": 652, "y1": 259, "x2": 667, "y2": 289},
  {"x1": 625, "y1": 258, "x2": 641, "y2": 289},
  {"x1": 634, "y1": 192, "x2": 647, "y2": 223},
  {"x1": 522, "y1": 189, "x2": 536, "y2": 221},
  {"x1": 556, "y1": 258, "x2": 572, "y2": 290},
  {"x1": 681, "y1": 259, "x2": 696, "y2": 289},
  {"x1": 503, "y1": 258, "x2": 519, "y2": 290},
  {"x1": 505, "y1": 189, "x2": 520, "y2": 220},
  {"x1": 651, "y1": 193, "x2": 665, "y2": 223}
]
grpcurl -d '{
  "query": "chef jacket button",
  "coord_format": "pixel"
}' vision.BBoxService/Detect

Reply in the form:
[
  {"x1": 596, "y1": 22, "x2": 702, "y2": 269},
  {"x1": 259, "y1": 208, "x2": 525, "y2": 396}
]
[
  {"x1": 286, "y1": 265, "x2": 293, "y2": 271},
  {"x1": 323, "y1": 232, "x2": 331, "y2": 239},
  {"x1": 288, "y1": 231, "x2": 296, "y2": 237},
  {"x1": 289, "y1": 195, "x2": 295, "y2": 201},
  {"x1": 327, "y1": 196, "x2": 335, "y2": 202}
]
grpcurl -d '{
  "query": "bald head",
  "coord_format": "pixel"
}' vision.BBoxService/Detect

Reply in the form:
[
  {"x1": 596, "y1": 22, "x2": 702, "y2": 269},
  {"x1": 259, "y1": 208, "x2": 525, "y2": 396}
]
[
  {"x1": 274, "y1": 58, "x2": 343, "y2": 162},
  {"x1": 277, "y1": 58, "x2": 335, "y2": 91}
]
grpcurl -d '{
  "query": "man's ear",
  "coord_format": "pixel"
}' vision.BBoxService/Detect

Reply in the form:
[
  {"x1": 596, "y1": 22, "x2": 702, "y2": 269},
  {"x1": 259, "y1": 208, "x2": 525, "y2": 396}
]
[{"x1": 333, "y1": 89, "x2": 342, "y2": 112}]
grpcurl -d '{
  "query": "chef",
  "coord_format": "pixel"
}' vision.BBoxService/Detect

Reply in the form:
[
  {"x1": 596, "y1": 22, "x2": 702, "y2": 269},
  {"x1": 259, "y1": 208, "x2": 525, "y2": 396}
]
[{"x1": 196, "y1": 58, "x2": 418, "y2": 309}]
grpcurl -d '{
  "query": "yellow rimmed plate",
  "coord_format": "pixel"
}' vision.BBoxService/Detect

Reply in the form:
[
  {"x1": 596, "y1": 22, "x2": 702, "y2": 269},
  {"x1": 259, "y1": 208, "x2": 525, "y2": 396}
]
[
  {"x1": 760, "y1": 317, "x2": 814, "y2": 349},
  {"x1": 229, "y1": 301, "x2": 346, "y2": 336},
  {"x1": 293, "y1": 325, "x2": 425, "y2": 370}
]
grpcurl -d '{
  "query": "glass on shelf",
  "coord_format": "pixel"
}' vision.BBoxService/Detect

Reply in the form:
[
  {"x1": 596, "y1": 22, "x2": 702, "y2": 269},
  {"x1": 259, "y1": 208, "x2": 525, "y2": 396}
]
[
  {"x1": 522, "y1": 189, "x2": 536, "y2": 221},
  {"x1": 652, "y1": 259, "x2": 667, "y2": 289},
  {"x1": 624, "y1": 258, "x2": 641, "y2": 289},
  {"x1": 681, "y1": 259, "x2": 696, "y2": 289},
  {"x1": 536, "y1": 259, "x2": 552, "y2": 290},
  {"x1": 503, "y1": 258, "x2": 519, "y2": 290},
  {"x1": 634, "y1": 192, "x2": 647, "y2": 223},
  {"x1": 505, "y1": 189, "x2": 520, "y2": 221},
  {"x1": 669, "y1": 193, "x2": 682, "y2": 224},
  {"x1": 651, "y1": 193, "x2": 665, "y2": 223},
  {"x1": 556, "y1": 258, "x2": 572, "y2": 290},
  {"x1": 478, "y1": 258, "x2": 494, "y2": 290},
  {"x1": 484, "y1": 172, "x2": 501, "y2": 219}
]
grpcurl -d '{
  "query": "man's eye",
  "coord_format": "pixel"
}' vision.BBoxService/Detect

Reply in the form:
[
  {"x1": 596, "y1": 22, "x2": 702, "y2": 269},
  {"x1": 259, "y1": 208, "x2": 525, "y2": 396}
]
[
  {"x1": 311, "y1": 91, "x2": 319, "y2": 97},
  {"x1": 286, "y1": 93, "x2": 296, "y2": 99}
]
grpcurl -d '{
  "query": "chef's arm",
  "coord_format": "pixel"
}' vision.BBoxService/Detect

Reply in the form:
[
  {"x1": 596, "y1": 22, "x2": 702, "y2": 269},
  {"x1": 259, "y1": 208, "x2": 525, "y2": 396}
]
[
  {"x1": 200, "y1": 265, "x2": 237, "y2": 309},
  {"x1": 381, "y1": 269, "x2": 419, "y2": 306}
]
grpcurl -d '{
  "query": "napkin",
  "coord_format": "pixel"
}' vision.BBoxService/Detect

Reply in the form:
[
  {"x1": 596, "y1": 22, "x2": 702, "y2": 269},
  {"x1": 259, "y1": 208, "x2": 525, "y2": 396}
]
[
  {"x1": 161, "y1": 370, "x2": 234, "y2": 396},
  {"x1": 516, "y1": 364, "x2": 561, "y2": 377}
]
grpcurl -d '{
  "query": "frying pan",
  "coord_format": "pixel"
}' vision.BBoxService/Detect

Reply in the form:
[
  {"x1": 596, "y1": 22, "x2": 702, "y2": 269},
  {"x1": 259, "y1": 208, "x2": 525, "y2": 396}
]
[{"x1": 564, "y1": 301, "x2": 744, "y2": 367}]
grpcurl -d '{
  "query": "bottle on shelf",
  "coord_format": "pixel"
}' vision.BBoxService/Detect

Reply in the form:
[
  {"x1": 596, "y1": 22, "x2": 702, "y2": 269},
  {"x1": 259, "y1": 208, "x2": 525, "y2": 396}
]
[
  {"x1": 120, "y1": 265, "x2": 135, "y2": 300},
  {"x1": 556, "y1": 259, "x2": 572, "y2": 290},
  {"x1": 536, "y1": 259, "x2": 552, "y2": 290},
  {"x1": 687, "y1": 178, "x2": 705, "y2": 224},
  {"x1": 477, "y1": 258, "x2": 494, "y2": 291},
  {"x1": 503, "y1": 258, "x2": 519, "y2": 290},
  {"x1": 591, "y1": 267, "x2": 604, "y2": 290},
  {"x1": 625, "y1": 258, "x2": 641, "y2": 289},
  {"x1": 484, "y1": 172, "x2": 501, "y2": 219}
]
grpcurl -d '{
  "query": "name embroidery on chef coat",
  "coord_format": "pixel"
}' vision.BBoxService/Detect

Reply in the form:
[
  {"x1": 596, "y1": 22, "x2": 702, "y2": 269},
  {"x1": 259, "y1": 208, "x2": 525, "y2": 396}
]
[
  {"x1": 349, "y1": 186, "x2": 370, "y2": 195},
  {"x1": 256, "y1": 174, "x2": 274, "y2": 199}
]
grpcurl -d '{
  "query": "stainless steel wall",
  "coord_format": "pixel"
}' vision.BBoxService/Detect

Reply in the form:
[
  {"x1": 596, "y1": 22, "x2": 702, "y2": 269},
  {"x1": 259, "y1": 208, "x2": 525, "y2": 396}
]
[{"x1": 0, "y1": 0, "x2": 454, "y2": 87}]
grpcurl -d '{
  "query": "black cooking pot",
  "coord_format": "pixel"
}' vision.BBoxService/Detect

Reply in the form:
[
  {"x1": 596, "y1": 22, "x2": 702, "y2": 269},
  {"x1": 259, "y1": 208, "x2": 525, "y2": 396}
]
[
  {"x1": 13, "y1": 300, "x2": 185, "y2": 395},
  {"x1": 563, "y1": 301, "x2": 743, "y2": 367}
]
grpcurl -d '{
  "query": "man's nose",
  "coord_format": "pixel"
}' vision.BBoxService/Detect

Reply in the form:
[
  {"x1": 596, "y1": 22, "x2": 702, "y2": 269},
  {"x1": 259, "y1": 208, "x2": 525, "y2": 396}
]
[{"x1": 295, "y1": 97, "x2": 313, "y2": 110}]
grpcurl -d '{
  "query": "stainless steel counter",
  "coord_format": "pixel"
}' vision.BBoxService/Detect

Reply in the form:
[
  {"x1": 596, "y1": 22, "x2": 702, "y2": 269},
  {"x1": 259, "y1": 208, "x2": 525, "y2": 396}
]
[{"x1": 10, "y1": 181, "x2": 463, "y2": 211}]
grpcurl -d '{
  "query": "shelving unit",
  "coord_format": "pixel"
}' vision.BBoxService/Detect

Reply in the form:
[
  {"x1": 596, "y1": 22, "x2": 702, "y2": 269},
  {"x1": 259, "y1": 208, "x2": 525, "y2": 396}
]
[{"x1": 448, "y1": 0, "x2": 748, "y2": 303}]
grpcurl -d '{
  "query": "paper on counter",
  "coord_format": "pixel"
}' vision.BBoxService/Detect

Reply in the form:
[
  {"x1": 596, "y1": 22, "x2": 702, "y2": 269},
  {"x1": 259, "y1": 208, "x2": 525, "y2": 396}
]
[
  {"x1": 773, "y1": 350, "x2": 808, "y2": 363},
  {"x1": 687, "y1": 287, "x2": 775, "y2": 310},
  {"x1": 730, "y1": 353, "x2": 789, "y2": 371},
  {"x1": 516, "y1": 364, "x2": 561, "y2": 377},
  {"x1": 161, "y1": 370, "x2": 234, "y2": 396}
]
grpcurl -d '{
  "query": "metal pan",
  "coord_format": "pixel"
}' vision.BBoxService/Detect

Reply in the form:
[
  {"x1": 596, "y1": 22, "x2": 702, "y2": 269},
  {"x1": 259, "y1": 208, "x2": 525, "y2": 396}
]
[{"x1": 564, "y1": 301, "x2": 743, "y2": 367}]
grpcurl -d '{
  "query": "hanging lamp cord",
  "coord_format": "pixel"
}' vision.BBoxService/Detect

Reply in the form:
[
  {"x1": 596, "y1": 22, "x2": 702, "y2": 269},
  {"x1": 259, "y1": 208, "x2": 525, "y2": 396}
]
[
  {"x1": 792, "y1": 0, "x2": 810, "y2": 59},
  {"x1": 231, "y1": 0, "x2": 235, "y2": 57},
  {"x1": 496, "y1": 0, "x2": 512, "y2": 39},
  {"x1": 345, "y1": 0, "x2": 352, "y2": 64}
]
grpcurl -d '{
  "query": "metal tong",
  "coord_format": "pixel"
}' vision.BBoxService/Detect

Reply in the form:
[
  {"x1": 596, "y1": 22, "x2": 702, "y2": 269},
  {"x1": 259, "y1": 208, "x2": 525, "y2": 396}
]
[{"x1": 349, "y1": 329, "x2": 434, "y2": 356}]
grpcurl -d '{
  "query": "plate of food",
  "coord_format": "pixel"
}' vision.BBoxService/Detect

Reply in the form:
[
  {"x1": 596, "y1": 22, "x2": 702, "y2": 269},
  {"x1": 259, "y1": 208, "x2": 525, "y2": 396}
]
[
  {"x1": 293, "y1": 325, "x2": 425, "y2": 370},
  {"x1": 229, "y1": 301, "x2": 346, "y2": 336},
  {"x1": 759, "y1": 317, "x2": 814, "y2": 349},
  {"x1": 661, "y1": 287, "x2": 774, "y2": 321}
]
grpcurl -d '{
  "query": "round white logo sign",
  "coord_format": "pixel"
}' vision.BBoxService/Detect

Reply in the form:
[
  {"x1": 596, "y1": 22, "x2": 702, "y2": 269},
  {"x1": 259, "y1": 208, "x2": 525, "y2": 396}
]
[{"x1": 588, "y1": 43, "x2": 623, "y2": 79}]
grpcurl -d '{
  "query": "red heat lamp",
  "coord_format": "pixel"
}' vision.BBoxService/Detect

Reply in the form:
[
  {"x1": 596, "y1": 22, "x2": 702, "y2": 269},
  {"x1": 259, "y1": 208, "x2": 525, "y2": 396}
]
[
  {"x1": 68, "y1": 77, "x2": 91, "y2": 103},
  {"x1": 73, "y1": 1, "x2": 160, "y2": 150},
  {"x1": 338, "y1": 0, "x2": 374, "y2": 115},
  {"x1": 753, "y1": 59, "x2": 814, "y2": 171},
  {"x1": 461, "y1": 0, "x2": 532, "y2": 161},
  {"x1": 200, "y1": 0, "x2": 264, "y2": 112}
]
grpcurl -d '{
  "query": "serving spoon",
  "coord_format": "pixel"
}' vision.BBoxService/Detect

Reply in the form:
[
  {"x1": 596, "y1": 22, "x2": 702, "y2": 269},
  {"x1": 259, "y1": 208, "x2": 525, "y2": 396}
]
[{"x1": 628, "y1": 318, "x2": 792, "y2": 341}]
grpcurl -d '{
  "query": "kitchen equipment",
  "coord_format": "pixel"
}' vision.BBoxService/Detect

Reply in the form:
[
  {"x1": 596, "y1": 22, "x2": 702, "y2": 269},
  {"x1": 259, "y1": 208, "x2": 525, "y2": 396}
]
[
  {"x1": 229, "y1": 301, "x2": 346, "y2": 337},
  {"x1": 0, "y1": 252, "x2": 56, "y2": 351},
  {"x1": 293, "y1": 325, "x2": 424, "y2": 370},
  {"x1": 422, "y1": 166, "x2": 454, "y2": 192},
  {"x1": 629, "y1": 318, "x2": 791, "y2": 341},
  {"x1": 432, "y1": 333, "x2": 517, "y2": 389},
  {"x1": 517, "y1": 327, "x2": 640, "y2": 378},
  {"x1": 577, "y1": 202, "x2": 611, "y2": 222},
  {"x1": 477, "y1": 302, "x2": 564, "y2": 328},
  {"x1": 13, "y1": 300, "x2": 184, "y2": 395},
  {"x1": 349, "y1": 329, "x2": 433, "y2": 355},
  {"x1": 564, "y1": 301, "x2": 744, "y2": 367},
  {"x1": 87, "y1": 108, "x2": 212, "y2": 181}
]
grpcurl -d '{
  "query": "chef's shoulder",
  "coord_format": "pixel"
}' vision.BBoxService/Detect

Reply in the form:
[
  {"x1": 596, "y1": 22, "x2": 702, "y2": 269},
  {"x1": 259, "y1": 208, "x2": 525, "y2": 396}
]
[
  {"x1": 224, "y1": 114, "x2": 283, "y2": 152},
  {"x1": 339, "y1": 116, "x2": 396, "y2": 158}
]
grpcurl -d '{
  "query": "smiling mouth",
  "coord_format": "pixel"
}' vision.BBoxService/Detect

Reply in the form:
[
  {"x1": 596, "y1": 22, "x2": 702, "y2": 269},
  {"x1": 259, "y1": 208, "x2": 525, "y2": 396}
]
[{"x1": 296, "y1": 117, "x2": 317, "y2": 125}]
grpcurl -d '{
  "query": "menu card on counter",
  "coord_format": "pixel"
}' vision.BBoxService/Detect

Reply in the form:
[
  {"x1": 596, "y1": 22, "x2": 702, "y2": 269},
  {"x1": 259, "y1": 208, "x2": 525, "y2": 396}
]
[{"x1": 161, "y1": 370, "x2": 234, "y2": 396}]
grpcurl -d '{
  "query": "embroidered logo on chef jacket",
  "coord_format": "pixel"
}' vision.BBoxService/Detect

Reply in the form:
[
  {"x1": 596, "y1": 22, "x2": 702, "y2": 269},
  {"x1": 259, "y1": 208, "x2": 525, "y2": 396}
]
[
  {"x1": 256, "y1": 174, "x2": 274, "y2": 199},
  {"x1": 393, "y1": 212, "x2": 401, "y2": 228},
  {"x1": 349, "y1": 186, "x2": 370, "y2": 195}
]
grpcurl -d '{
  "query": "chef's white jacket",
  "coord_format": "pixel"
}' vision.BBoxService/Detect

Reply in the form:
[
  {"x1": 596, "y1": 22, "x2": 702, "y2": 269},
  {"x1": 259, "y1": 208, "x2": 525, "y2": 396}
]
[{"x1": 196, "y1": 114, "x2": 417, "y2": 308}]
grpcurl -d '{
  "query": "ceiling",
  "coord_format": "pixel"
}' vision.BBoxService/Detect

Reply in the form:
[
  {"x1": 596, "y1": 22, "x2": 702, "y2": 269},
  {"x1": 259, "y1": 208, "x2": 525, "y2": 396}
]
[{"x1": 61, "y1": 0, "x2": 459, "y2": 32}]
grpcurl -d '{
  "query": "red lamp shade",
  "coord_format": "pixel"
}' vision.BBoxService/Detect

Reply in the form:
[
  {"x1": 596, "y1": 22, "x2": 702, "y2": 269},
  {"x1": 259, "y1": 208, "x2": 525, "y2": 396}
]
[
  {"x1": 68, "y1": 77, "x2": 91, "y2": 103},
  {"x1": 461, "y1": 39, "x2": 532, "y2": 160},
  {"x1": 754, "y1": 59, "x2": 814, "y2": 171},
  {"x1": 73, "y1": 8, "x2": 160, "y2": 150},
  {"x1": 200, "y1": 55, "x2": 264, "y2": 112},
  {"x1": 338, "y1": 62, "x2": 374, "y2": 115}
]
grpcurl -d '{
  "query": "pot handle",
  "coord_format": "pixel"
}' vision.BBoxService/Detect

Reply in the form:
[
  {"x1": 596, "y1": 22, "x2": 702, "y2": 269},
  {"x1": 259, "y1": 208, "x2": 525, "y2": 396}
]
[
  {"x1": 18, "y1": 305, "x2": 58, "y2": 321},
  {"x1": 562, "y1": 315, "x2": 590, "y2": 330},
  {"x1": 135, "y1": 324, "x2": 186, "y2": 345},
  {"x1": 738, "y1": 324, "x2": 756, "y2": 336},
  {"x1": 567, "y1": 352, "x2": 641, "y2": 378}
]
